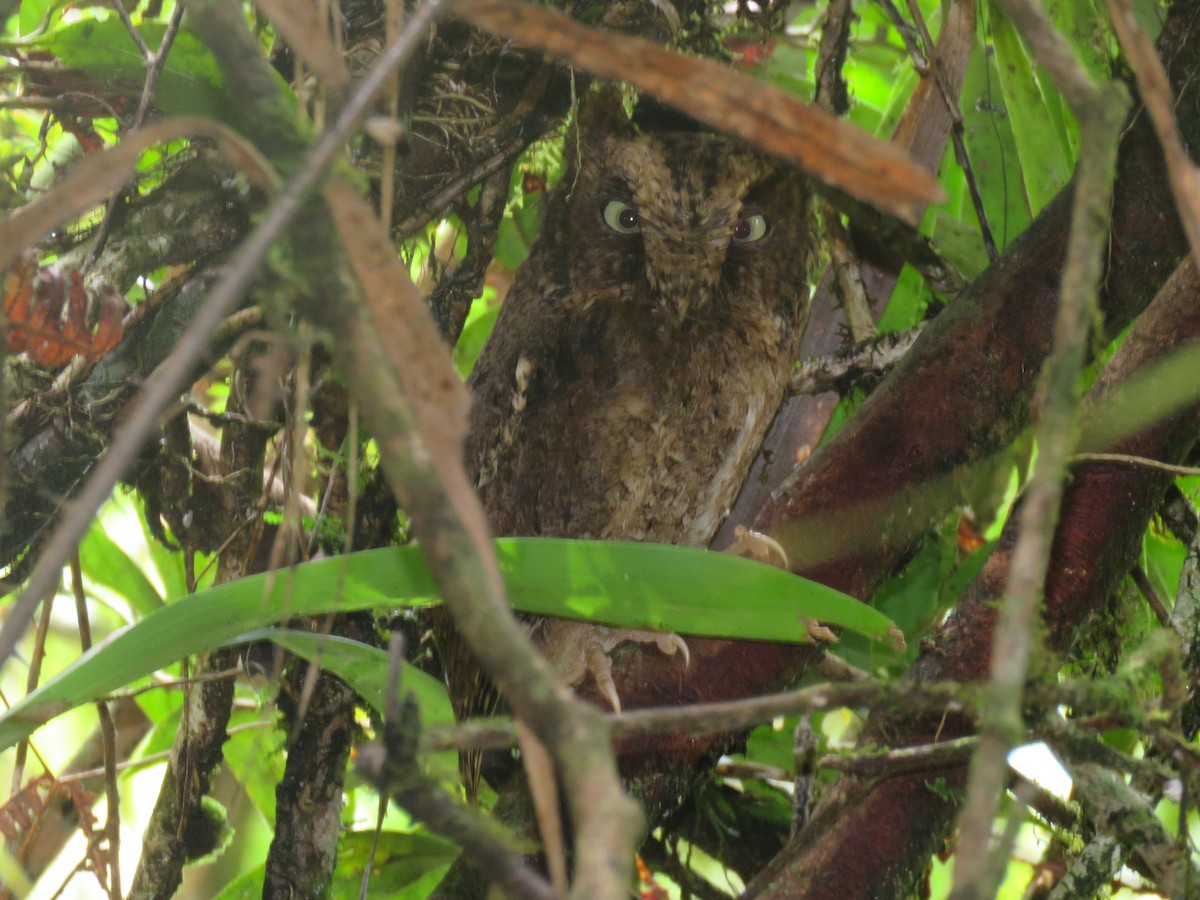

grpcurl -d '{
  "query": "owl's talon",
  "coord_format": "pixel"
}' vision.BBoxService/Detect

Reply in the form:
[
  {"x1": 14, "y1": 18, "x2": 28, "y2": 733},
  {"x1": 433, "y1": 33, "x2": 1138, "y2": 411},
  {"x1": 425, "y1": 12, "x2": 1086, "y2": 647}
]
[
  {"x1": 586, "y1": 644, "x2": 622, "y2": 713},
  {"x1": 805, "y1": 619, "x2": 838, "y2": 644},
  {"x1": 658, "y1": 632, "x2": 690, "y2": 670},
  {"x1": 533, "y1": 620, "x2": 691, "y2": 711},
  {"x1": 727, "y1": 526, "x2": 790, "y2": 570}
]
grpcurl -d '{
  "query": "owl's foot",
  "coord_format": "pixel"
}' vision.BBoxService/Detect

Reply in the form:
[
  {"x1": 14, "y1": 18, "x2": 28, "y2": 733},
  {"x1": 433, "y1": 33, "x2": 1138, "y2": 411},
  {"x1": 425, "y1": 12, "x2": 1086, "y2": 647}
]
[
  {"x1": 532, "y1": 619, "x2": 690, "y2": 712},
  {"x1": 726, "y1": 526, "x2": 789, "y2": 569},
  {"x1": 727, "y1": 527, "x2": 840, "y2": 647}
]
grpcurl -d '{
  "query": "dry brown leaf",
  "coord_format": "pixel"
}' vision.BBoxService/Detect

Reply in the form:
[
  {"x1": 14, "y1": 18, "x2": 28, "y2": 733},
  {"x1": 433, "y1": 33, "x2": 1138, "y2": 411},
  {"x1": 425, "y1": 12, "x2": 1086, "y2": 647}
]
[
  {"x1": 0, "y1": 773, "x2": 100, "y2": 866},
  {"x1": 2, "y1": 252, "x2": 128, "y2": 369},
  {"x1": 322, "y1": 176, "x2": 471, "y2": 498},
  {"x1": 252, "y1": 0, "x2": 350, "y2": 90},
  {"x1": 0, "y1": 116, "x2": 276, "y2": 274},
  {"x1": 455, "y1": 0, "x2": 946, "y2": 225},
  {"x1": 516, "y1": 718, "x2": 567, "y2": 895}
]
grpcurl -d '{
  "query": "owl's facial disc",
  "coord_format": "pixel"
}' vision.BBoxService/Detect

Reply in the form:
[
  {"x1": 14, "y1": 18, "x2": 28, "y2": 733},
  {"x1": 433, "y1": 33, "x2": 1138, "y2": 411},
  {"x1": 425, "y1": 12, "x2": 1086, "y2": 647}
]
[
  {"x1": 584, "y1": 134, "x2": 780, "y2": 326},
  {"x1": 598, "y1": 198, "x2": 773, "y2": 325}
]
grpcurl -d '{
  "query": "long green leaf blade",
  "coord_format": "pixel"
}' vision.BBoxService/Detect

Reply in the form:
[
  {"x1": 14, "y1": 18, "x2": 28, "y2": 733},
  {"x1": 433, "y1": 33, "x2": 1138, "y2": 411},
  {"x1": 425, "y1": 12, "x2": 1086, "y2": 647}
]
[{"x1": 0, "y1": 539, "x2": 891, "y2": 749}]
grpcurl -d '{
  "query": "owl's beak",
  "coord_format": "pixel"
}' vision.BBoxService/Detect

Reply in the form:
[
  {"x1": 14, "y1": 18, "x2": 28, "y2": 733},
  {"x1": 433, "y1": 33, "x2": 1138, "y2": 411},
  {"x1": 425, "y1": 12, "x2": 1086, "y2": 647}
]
[{"x1": 643, "y1": 236, "x2": 726, "y2": 325}]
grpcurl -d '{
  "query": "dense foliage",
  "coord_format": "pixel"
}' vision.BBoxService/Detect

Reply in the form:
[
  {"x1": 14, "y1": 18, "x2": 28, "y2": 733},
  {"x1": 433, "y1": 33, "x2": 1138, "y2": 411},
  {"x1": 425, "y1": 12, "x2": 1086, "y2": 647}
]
[{"x1": 0, "y1": 0, "x2": 1197, "y2": 898}]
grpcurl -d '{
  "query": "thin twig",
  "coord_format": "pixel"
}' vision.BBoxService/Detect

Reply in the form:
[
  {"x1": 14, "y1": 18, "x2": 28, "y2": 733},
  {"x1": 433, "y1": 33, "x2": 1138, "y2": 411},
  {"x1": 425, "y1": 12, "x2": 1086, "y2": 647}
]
[
  {"x1": 818, "y1": 735, "x2": 977, "y2": 777},
  {"x1": 1131, "y1": 563, "x2": 1172, "y2": 627},
  {"x1": 950, "y1": 1, "x2": 1130, "y2": 893},
  {"x1": 97, "y1": 667, "x2": 243, "y2": 702},
  {"x1": 1070, "y1": 450, "x2": 1200, "y2": 478},
  {"x1": 813, "y1": 0, "x2": 875, "y2": 341},
  {"x1": 821, "y1": 202, "x2": 875, "y2": 341},
  {"x1": 874, "y1": 0, "x2": 927, "y2": 70},
  {"x1": 70, "y1": 553, "x2": 120, "y2": 900},
  {"x1": 110, "y1": 2, "x2": 151, "y2": 57},
  {"x1": 357, "y1": 635, "x2": 557, "y2": 900},
  {"x1": 422, "y1": 660, "x2": 1166, "y2": 758},
  {"x1": 0, "y1": 0, "x2": 449, "y2": 675},
  {"x1": 392, "y1": 139, "x2": 523, "y2": 238},
  {"x1": 58, "y1": 721, "x2": 272, "y2": 784},
  {"x1": 8, "y1": 585, "x2": 55, "y2": 797},
  {"x1": 423, "y1": 679, "x2": 976, "y2": 753}
]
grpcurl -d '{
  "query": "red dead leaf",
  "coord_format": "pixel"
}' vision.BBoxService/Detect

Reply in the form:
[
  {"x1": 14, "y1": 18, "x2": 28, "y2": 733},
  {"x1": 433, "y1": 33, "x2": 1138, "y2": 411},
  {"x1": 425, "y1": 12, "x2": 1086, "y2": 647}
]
[{"x1": 2, "y1": 252, "x2": 128, "y2": 369}]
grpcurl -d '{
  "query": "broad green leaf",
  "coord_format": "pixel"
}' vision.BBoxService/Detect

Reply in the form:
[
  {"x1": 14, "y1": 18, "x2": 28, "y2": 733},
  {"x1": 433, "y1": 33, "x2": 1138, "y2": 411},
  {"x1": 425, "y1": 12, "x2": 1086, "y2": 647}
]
[
  {"x1": 1044, "y1": 0, "x2": 1114, "y2": 83},
  {"x1": 492, "y1": 181, "x2": 545, "y2": 271},
  {"x1": 15, "y1": 0, "x2": 55, "y2": 37},
  {"x1": 31, "y1": 19, "x2": 293, "y2": 125},
  {"x1": 0, "y1": 539, "x2": 893, "y2": 750},
  {"x1": 213, "y1": 830, "x2": 458, "y2": 900},
  {"x1": 988, "y1": 10, "x2": 1072, "y2": 215},
  {"x1": 492, "y1": 540, "x2": 894, "y2": 642},
  {"x1": 960, "y1": 27, "x2": 1031, "y2": 249},
  {"x1": 79, "y1": 513, "x2": 164, "y2": 616},
  {"x1": 929, "y1": 209, "x2": 992, "y2": 282},
  {"x1": 334, "y1": 829, "x2": 459, "y2": 898},
  {"x1": 220, "y1": 704, "x2": 284, "y2": 824},
  {"x1": 240, "y1": 629, "x2": 459, "y2": 785},
  {"x1": 0, "y1": 551, "x2": 419, "y2": 750},
  {"x1": 877, "y1": 265, "x2": 932, "y2": 333},
  {"x1": 231, "y1": 628, "x2": 454, "y2": 729},
  {"x1": 452, "y1": 290, "x2": 501, "y2": 378}
]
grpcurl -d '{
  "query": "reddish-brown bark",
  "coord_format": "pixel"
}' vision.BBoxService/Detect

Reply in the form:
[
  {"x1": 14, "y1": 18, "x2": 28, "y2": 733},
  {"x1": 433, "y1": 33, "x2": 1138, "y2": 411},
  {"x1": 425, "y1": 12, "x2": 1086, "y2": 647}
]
[
  {"x1": 601, "y1": 0, "x2": 1197, "y2": 730},
  {"x1": 584, "y1": 4, "x2": 1200, "y2": 894},
  {"x1": 745, "y1": 257, "x2": 1200, "y2": 898}
]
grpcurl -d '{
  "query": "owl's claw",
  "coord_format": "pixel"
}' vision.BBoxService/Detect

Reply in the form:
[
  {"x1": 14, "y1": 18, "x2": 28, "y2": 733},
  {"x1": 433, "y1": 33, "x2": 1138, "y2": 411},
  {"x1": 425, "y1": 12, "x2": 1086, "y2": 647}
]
[
  {"x1": 726, "y1": 526, "x2": 790, "y2": 569},
  {"x1": 533, "y1": 620, "x2": 690, "y2": 712}
]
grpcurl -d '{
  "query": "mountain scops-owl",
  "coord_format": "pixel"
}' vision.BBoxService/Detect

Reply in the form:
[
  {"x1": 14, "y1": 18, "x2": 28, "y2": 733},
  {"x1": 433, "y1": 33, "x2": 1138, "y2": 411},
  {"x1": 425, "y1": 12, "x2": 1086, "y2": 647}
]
[{"x1": 458, "y1": 106, "x2": 814, "y2": 716}]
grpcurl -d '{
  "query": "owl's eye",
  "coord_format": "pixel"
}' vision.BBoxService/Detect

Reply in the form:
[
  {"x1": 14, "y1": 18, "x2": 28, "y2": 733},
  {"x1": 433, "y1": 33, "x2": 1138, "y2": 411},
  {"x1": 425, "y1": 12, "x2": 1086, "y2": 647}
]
[
  {"x1": 732, "y1": 214, "x2": 768, "y2": 243},
  {"x1": 602, "y1": 200, "x2": 641, "y2": 234}
]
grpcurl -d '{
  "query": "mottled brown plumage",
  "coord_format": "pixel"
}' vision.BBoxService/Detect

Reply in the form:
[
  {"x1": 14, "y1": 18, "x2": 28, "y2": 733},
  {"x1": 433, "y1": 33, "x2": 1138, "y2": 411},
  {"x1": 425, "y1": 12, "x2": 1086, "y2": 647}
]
[
  {"x1": 442, "y1": 110, "x2": 812, "y2": 796},
  {"x1": 469, "y1": 132, "x2": 812, "y2": 546}
]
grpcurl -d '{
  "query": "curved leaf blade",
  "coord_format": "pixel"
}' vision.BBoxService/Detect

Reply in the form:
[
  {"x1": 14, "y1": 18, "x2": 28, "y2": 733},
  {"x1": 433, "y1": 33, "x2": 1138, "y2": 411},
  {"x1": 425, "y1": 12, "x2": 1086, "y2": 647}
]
[{"x1": 0, "y1": 539, "x2": 891, "y2": 750}]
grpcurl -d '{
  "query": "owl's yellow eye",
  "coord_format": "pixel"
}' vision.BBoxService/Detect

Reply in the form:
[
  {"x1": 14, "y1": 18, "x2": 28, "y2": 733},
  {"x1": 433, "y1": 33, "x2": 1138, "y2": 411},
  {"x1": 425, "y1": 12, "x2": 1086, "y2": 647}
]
[
  {"x1": 732, "y1": 214, "x2": 768, "y2": 243},
  {"x1": 602, "y1": 200, "x2": 640, "y2": 234}
]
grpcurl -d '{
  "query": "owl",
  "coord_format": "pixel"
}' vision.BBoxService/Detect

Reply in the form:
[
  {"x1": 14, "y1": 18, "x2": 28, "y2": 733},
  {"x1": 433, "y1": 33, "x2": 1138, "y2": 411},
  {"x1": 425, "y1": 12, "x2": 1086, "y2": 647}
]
[{"x1": 443, "y1": 103, "x2": 812, "y2": 792}]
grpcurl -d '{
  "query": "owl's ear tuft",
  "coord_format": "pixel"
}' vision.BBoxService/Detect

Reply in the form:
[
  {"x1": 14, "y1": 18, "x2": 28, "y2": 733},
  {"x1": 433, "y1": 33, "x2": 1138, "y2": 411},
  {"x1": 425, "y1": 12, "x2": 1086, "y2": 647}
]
[
  {"x1": 574, "y1": 86, "x2": 638, "y2": 141},
  {"x1": 573, "y1": 88, "x2": 705, "y2": 145},
  {"x1": 628, "y1": 96, "x2": 706, "y2": 136}
]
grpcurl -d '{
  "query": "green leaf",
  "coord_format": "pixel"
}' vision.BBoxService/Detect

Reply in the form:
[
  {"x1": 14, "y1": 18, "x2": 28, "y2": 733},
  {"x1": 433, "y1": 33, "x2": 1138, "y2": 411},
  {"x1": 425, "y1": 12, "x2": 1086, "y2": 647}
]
[
  {"x1": 231, "y1": 628, "x2": 454, "y2": 729},
  {"x1": 988, "y1": 10, "x2": 1073, "y2": 215},
  {"x1": 213, "y1": 829, "x2": 459, "y2": 899},
  {"x1": 221, "y1": 704, "x2": 283, "y2": 823},
  {"x1": 78, "y1": 512, "x2": 164, "y2": 615},
  {"x1": 929, "y1": 210, "x2": 992, "y2": 282},
  {"x1": 452, "y1": 291, "x2": 501, "y2": 378},
  {"x1": 334, "y1": 829, "x2": 459, "y2": 898},
  {"x1": 31, "y1": 19, "x2": 292, "y2": 125},
  {"x1": 959, "y1": 26, "x2": 1031, "y2": 249},
  {"x1": 254, "y1": 629, "x2": 459, "y2": 785},
  {"x1": 492, "y1": 540, "x2": 894, "y2": 642},
  {"x1": 15, "y1": 0, "x2": 55, "y2": 37},
  {"x1": 0, "y1": 540, "x2": 893, "y2": 750}
]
